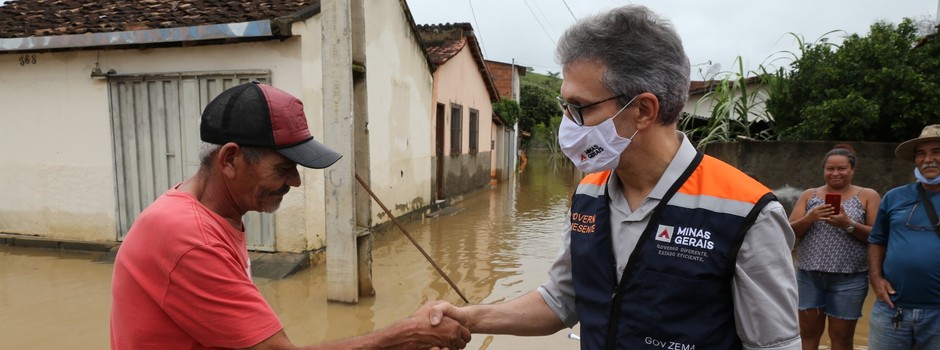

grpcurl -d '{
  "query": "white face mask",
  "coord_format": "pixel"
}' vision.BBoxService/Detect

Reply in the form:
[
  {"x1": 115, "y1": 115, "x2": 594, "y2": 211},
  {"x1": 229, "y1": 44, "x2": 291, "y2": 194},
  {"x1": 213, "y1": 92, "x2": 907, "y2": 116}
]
[
  {"x1": 915, "y1": 165, "x2": 940, "y2": 185},
  {"x1": 558, "y1": 96, "x2": 637, "y2": 173}
]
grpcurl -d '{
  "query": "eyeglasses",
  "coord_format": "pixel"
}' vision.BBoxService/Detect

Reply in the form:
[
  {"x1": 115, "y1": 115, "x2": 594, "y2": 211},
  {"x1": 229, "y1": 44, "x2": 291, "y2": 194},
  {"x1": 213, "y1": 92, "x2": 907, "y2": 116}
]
[
  {"x1": 905, "y1": 202, "x2": 939, "y2": 231},
  {"x1": 556, "y1": 94, "x2": 625, "y2": 126}
]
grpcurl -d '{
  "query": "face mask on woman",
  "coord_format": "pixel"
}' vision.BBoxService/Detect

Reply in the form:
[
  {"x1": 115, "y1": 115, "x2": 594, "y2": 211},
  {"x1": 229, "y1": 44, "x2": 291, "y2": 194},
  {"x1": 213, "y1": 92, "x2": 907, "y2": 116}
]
[{"x1": 558, "y1": 95, "x2": 637, "y2": 173}]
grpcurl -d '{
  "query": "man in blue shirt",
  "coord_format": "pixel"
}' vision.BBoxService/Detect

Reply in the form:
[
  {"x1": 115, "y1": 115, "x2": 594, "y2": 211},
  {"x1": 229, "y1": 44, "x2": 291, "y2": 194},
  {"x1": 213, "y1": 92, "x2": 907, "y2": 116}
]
[{"x1": 869, "y1": 124, "x2": 940, "y2": 348}]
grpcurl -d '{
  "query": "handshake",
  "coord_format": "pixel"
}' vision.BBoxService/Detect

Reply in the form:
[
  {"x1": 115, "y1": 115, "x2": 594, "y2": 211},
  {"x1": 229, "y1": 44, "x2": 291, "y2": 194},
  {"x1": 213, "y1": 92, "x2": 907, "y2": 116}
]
[
  {"x1": 386, "y1": 300, "x2": 471, "y2": 350},
  {"x1": 374, "y1": 290, "x2": 565, "y2": 349}
]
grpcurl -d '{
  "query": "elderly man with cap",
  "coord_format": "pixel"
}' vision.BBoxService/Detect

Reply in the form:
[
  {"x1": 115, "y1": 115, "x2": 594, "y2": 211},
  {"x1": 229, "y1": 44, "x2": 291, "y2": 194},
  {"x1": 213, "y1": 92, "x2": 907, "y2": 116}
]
[
  {"x1": 868, "y1": 124, "x2": 940, "y2": 348},
  {"x1": 110, "y1": 82, "x2": 470, "y2": 349}
]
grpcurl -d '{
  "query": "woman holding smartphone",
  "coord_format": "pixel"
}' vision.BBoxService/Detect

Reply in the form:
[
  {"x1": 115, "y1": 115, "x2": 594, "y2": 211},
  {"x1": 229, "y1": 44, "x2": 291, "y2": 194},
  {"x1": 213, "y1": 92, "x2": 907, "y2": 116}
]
[{"x1": 788, "y1": 144, "x2": 881, "y2": 350}]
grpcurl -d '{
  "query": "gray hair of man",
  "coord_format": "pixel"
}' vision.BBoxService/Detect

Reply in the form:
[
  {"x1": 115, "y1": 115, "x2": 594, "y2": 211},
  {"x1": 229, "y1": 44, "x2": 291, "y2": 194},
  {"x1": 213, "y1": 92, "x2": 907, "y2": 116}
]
[
  {"x1": 198, "y1": 142, "x2": 267, "y2": 170},
  {"x1": 555, "y1": 5, "x2": 691, "y2": 125}
]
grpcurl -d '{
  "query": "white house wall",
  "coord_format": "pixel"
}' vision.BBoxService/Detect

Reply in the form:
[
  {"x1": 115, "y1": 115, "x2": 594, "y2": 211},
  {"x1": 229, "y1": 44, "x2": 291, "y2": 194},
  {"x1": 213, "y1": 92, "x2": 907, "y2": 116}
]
[
  {"x1": 283, "y1": 19, "x2": 330, "y2": 253},
  {"x1": 682, "y1": 84, "x2": 770, "y2": 122},
  {"x1": 0, "y1": 4, "x2": 438, "y2": 253},
  {"x1": 0, "y1": 50, "x2": 115, "y2": 241},
  {"x1": 362, "y1": 1, "x2": 435, "y2": 223},
  {"x1": 0, "y1": 28, "x2": 336, "y2": 253}
]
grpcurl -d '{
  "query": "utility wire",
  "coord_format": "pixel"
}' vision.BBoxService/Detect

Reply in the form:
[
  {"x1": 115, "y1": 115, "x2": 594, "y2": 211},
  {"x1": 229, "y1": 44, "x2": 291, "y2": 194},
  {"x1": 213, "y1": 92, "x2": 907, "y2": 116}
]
[
  {"x1": 466, "y1": 0, "x2": 487, "y2": 57},
  {"x1": 561, "y1": 0, "x2": 578, "y2": 21},
  {"x1": 531, "y1": 0, "x2": 557, "y2": 38},
  {"x1": 522, "y1": 0, "x2": 557, "y2": 47}
]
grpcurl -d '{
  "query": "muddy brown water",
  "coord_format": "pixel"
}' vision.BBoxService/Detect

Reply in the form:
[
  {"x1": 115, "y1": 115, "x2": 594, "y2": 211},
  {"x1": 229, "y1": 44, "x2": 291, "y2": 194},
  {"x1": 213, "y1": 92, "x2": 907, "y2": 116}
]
[{"x1": 0, "y1": 153, "x2": 873, "y2": 349}]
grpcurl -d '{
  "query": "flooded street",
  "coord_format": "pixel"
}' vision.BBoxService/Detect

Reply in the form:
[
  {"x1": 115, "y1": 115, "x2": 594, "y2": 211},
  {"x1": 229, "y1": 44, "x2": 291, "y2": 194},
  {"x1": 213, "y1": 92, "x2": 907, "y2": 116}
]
[{"x1": 1, "y1": 152, "x2": 873, "y2": 349}]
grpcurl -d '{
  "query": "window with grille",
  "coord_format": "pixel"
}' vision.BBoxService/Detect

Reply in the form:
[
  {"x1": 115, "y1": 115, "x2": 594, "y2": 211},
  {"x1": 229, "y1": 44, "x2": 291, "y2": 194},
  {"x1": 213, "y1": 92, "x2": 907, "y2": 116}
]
[
  {"x1": 469, "y1": 108, "x2": 479, "y2": 154},
  {"x1": 450, "y1": 103, "x2": 462, "y2": 154}
]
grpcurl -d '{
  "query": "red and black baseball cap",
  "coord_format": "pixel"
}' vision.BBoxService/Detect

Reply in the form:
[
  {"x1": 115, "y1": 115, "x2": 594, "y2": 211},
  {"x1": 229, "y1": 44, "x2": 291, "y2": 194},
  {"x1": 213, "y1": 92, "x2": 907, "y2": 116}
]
[{"x1": 200, "y1": 82, "x2": 342, "y2": 169}]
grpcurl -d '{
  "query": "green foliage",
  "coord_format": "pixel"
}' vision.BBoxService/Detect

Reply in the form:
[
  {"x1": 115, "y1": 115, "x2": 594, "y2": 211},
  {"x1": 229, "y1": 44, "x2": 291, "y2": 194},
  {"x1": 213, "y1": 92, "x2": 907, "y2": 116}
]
[
  {"x1": 532, "y1": 114, "x2": 563, "y2": 155},
  {"x1": 767, "y1": 19, "x2": 940, "y2": 142},
  {"x1": 518, "y1": 72, "x2": 563, "y2": 149},
  {"x1": 519, "y1": 80, "x2": 558, "y2": 131},
  {"x1": 680, "y1": 57, "x2": 776, "y2": 149},
  {"x1": 492, "y1": 98, "x2": 521, "y2": 128},
  {"x1": 524, "y1": 70, "x2": 563, "y2": 92}
]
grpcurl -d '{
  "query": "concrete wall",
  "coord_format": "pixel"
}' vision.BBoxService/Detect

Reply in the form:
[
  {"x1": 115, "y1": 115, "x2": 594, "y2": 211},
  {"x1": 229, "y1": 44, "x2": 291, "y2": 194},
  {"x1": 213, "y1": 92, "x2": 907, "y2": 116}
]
[
  {"x1": 441, "y1": 151, "x2": 492, "y2": 198},
  {"x1": 0, "y1": 50, "x2": 115, "y2": 242},
  {"x1": 0, "y1": 0, "x2": 459, "y2": 251},
  {"x1": 363, "y1": 1, "x2": 435, "y2": 222},
  {"x1": 0, "y1": 39, "x2": 319, "y2": 246},
  {"x1": 706, "y1": 140, "x2": 913, "y2": 213},
  {"x1": 281, "y1": 20, "x2": 328, "y2": 253}
]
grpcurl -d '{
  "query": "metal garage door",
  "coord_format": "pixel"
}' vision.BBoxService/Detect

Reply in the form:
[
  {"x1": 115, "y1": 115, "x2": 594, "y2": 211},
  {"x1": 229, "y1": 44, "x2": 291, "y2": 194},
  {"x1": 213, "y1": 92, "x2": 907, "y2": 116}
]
[{"x1": 109, "y1": 72, "x2": 275, "y2": 251}]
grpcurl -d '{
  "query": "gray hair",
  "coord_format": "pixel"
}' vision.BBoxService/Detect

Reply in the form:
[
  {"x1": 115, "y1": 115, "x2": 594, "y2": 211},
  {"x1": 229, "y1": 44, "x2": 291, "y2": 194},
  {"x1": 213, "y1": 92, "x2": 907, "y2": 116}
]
[
  {"x1": 198, "y1": 142, "x2": 267, "y2": 169},
  {"x1": 555, "y1": 5, "x2": 690, "y2": 124}
]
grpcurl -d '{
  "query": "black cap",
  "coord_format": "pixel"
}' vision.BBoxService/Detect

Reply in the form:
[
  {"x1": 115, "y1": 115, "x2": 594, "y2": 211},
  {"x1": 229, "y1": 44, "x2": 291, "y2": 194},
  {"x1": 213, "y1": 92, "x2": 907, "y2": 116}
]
[{"x1": 200, "y1": 82, "x2": 342, "y2": 169}]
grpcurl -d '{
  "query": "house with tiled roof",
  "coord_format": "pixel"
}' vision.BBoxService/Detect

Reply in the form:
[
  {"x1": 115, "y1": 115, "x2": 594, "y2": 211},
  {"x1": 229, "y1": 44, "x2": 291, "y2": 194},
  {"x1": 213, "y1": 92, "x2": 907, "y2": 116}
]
[
  {"x1": 416, "y1": 23, "x2": 512, "y2": 199},
  {"x1": 682, "y1": 76, "x2": 768, "y2": 122},
  {"x1": 485, "y1": 59, "x2": 526, "y2": 180},
  {"x1": 0, "y1": 0, "x2": 438, "y2": 295}
]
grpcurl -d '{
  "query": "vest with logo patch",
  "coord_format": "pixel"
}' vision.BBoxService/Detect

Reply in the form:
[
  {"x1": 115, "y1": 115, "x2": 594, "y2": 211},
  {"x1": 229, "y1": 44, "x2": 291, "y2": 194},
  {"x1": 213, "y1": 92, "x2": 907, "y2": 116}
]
[{"x1": 569, "y1": 153, "x2": 776, "y2": 350}]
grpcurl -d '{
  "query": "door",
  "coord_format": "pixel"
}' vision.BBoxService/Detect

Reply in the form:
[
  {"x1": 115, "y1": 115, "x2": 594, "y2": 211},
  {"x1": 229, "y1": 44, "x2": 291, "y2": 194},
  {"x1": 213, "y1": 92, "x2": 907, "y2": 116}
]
[
  {"x1": 109, "y1": 73, "x2": 275, "y2": 251},
  {"x1": 434, "y1": 103, "x2": 446, "y2": 200}
]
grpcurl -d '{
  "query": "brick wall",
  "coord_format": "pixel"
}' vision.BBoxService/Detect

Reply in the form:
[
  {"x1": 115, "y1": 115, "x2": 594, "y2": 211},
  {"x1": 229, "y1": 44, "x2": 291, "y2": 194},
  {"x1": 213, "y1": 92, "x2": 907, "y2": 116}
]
[{"x1": 485, "y1": 61, "x2": 514, "y2": 100}]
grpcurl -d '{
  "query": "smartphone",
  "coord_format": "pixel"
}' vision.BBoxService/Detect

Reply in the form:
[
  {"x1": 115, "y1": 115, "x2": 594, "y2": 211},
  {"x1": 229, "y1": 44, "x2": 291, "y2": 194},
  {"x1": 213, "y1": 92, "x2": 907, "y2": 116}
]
[{"x1": 825, "y1": 193, "x2": 841, "y2": 215}]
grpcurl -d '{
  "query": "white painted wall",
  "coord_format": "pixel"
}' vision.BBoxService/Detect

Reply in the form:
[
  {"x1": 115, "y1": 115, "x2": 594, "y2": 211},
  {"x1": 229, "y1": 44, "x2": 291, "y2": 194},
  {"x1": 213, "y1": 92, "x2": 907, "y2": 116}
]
[
  {"x1": 0, "y1": 29, "x2": 333, "y2": 252},
  {"x1": 363, "y1": 1, "x2": 435, "y2": 224},
  {"x1": 682, "y1": 82, "x2": 770, "y2": 122},
  {"x1": 0, "y1": 50, "x2": 115, "y2": 241},
  {"x1": 0, "y1": 1, "x2": 434, "y2": 253}
]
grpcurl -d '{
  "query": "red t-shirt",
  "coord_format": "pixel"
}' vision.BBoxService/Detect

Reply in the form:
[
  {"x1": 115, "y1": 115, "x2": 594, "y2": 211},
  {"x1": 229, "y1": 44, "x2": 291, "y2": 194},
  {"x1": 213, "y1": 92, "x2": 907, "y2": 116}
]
[{"x1": 110, "y1": 189, "x2": 282, "y2": 349}]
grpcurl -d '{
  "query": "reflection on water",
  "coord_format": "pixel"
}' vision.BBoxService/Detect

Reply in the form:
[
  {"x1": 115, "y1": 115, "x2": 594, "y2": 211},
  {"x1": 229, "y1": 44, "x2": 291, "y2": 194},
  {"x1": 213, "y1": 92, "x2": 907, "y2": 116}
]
[{"x1": 0, "y1": 152, "x2": 873, "y2": 349}]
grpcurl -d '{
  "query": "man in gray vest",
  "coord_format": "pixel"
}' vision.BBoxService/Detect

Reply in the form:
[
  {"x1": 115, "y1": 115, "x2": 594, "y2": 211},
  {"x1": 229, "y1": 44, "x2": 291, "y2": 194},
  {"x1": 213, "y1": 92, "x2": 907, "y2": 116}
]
[{"x1": 428, "y1": 5, "x2": 800, "y2": 349}]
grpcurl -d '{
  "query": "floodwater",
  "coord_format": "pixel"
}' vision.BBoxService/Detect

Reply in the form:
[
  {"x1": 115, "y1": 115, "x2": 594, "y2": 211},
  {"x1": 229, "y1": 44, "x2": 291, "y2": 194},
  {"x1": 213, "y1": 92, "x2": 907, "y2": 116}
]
[{"x1": 0, "y1": 152, "x2": 874, "y2": 349}]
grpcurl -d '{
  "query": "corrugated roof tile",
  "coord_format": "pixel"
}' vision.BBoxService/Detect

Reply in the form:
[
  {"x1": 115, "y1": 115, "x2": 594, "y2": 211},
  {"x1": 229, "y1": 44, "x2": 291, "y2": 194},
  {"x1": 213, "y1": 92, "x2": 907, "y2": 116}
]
[{"x1": 0, "y1": 0, "x2": 317, "y2": 38}]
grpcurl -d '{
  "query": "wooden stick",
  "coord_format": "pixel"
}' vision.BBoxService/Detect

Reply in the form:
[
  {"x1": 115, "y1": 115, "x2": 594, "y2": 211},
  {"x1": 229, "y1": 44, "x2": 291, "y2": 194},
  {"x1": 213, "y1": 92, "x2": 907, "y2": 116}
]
[{"x1": 354, "y1": 173, "x2": 470, "y2": 304}]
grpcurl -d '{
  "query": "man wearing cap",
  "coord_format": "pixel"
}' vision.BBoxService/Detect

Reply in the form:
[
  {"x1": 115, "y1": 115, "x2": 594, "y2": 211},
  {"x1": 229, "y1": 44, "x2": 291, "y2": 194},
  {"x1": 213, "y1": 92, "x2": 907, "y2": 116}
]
[
  {"x1": 868, "y1": 124, "x2": 940, "y2": 348},
  {"x1": 110, "y1": 82, "x2": 470, "y2": 349}
]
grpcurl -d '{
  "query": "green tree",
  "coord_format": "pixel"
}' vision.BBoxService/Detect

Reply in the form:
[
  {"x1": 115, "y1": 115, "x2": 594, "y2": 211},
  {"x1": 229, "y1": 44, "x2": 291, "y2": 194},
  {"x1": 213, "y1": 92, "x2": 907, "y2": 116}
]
[
  {"x1": 532, "y1": 114, "x2": 563, "y2": 155},
  {"x1": 767, "y1": 19, "x2": 940, "y2": 141},
  {"x1": 492, "y1": 98, "x2": 521, "y2": 127},
  {"x1": 518, "y1": 75, "x2": 562, "y2": 149}
]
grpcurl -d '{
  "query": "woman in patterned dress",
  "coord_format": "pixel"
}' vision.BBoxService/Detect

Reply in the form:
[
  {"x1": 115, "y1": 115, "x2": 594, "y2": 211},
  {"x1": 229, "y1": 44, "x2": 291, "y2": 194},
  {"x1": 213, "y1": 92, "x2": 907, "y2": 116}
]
[{"x1": 788, "y1": 144, "x2": 882, "y2": 350}]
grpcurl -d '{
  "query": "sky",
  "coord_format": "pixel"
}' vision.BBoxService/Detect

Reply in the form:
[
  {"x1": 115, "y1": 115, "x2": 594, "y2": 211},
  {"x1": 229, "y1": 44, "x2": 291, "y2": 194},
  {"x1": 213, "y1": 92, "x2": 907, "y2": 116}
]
[{"x1": 407, "y1": 0, "x2": 939, "y2": 79}]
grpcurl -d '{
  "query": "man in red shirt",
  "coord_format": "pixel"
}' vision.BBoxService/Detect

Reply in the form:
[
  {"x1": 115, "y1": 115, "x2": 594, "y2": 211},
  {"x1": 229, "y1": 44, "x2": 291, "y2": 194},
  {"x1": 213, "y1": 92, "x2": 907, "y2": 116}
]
[{"x1": 111, "y1": 82, "x2": 470, "y2": 349}]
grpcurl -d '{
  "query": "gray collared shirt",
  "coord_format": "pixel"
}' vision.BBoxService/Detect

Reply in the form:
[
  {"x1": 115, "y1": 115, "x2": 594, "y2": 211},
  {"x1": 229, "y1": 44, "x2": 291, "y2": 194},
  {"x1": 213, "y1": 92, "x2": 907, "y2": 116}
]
[{"x1": 537, "y1": 132, "x2": 801, "y2": 350}]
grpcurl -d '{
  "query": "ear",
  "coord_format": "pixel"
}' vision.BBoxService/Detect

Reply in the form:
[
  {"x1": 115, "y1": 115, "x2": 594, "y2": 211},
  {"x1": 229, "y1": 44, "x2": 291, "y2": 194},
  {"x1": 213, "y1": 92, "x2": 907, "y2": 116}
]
[
  {"x1": 632, "y1": 92, "x2": 660, "y2": 130},
  {"x1": 217, "y1": 143, "x2": 240, "y2": 179}
]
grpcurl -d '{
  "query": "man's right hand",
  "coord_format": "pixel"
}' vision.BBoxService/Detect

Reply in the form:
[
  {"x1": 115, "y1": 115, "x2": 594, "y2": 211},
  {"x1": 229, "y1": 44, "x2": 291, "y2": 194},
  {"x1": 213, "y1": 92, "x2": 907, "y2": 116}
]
[
  {"x1": 870, "y1": 275, "x2": 896, "y2": 308},
  {"x1": 402, "y1": 301, "x2": 471, "y2": 349}
]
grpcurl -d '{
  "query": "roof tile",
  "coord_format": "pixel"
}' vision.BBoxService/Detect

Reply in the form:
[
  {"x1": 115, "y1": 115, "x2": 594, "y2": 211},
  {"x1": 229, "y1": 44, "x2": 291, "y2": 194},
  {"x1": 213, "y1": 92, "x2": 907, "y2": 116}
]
[{"x1": 0, "y1": 0, "x2": 317, "y2": 38}]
